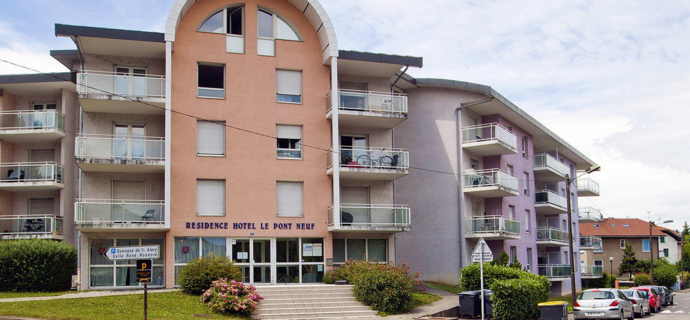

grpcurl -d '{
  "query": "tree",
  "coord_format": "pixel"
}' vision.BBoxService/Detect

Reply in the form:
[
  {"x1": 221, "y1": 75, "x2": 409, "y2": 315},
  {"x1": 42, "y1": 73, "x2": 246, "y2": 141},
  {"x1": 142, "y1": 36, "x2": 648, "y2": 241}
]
[
  {"x1": 618, "y1": 243, "x2": 638, "y2": 280},
  {"x1": 682, "y1": 222, "x2": 690, "y2": 240},
  {"x1": 491, "y1": 250, "x2": 510, "y2": 266}
]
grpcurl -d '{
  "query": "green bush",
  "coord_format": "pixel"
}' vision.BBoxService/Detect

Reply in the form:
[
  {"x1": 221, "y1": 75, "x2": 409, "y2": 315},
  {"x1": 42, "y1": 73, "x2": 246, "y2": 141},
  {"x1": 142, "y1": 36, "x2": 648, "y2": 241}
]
[
  {"x1": 352, "y1": 266, "x2": 414, "y2": 314},
  {"x1": 325, "y1": 259, "x2": 384, "y2": 284},
  {"x1": 0, "y1": 240, "x2": 77, "y2": 292},
  {"x1": 201, "y1": 278, "x2": 263, "y2": 316},
  {"x1": 634, "y1": 273, "x2": 652, "y2": 286},
  {"x1": 653, "y1": 264, "x2": 677, "y2": 289},
  {"x1": 585, "y1": 272, "x2": 616, "y2": 289},
  {"x1": 178, "y1": 254, "x2": 242, "y2": 295},
  {"x1": 323, "y1": 270, "x2": 336, "y2": 284},
  {"x1": 491, "y1": 277, "x2": 549, "y2": 320},
  {"x1": 460, "y1": 263, "x2": 523, "y2": 291}
]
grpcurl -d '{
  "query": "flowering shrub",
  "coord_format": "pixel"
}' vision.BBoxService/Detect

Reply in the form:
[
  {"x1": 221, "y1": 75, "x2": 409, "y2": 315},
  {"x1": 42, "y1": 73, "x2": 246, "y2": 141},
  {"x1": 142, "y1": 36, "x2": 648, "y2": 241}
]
[{"x1": 201, "y1": 278, "x2": 263, "y2": 316}]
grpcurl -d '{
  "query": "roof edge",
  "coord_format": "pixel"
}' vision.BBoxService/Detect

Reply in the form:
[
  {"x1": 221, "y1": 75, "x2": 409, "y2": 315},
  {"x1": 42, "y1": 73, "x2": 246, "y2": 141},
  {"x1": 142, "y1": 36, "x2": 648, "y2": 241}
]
[
  {"x1": 55, "y1": 23, "x2": 164, "y2": 43},
  {"x1": 0, "y1": 72, "x2": 75, "y2": 85},
  {"x1": 339, "y1": 50, "x2": 423, "y2": 67}
]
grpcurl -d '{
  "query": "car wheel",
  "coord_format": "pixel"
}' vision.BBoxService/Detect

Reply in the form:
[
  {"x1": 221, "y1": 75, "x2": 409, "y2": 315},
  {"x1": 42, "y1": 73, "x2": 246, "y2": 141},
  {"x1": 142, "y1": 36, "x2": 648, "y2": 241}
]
[
  {"x1": 630, "y1": 307, "x2": 635, "y2": 320},
  {"x1": 620, "y1": 311, "x2": 625, "y2": 320}
]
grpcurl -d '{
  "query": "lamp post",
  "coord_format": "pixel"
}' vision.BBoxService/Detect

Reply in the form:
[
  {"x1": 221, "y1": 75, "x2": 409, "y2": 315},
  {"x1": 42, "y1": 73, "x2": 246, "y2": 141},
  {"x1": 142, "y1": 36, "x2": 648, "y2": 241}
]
[
  {"x1": 566, "y1": 164, "x2": 600, "y2": 305},
  {"x1": 610, "y1": 257, "x2": 613, "y2": 275},
  {"x1": 648, "y1": 216, "x2": 673, "y2": 285}
]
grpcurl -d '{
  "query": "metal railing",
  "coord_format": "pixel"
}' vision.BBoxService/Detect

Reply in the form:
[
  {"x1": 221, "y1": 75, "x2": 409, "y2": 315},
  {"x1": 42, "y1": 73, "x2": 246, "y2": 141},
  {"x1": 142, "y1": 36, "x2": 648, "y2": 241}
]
[
  {"x1": 0, "y1": 110, "x2": 65, "y2": 132},
  {"x1": 464, "y1": 168, "x2": 519, "y2": 192},
  {"x1": 0, "y1": 214, "x2": 62, "y2": 237},
  {"x1": 535, "y1": 190, "x2": 567, "y2": 208},
  {"x1": 577, "y1": 177, "x2": 600, "y2": 195},
  {"x1": 328, "y1": 147, "x2": 409, "y2": 170},
  {"x1": 579, "y1": 207, "x2": 603, "y2": 221},
  {"x1": 533, "y1": 153, "x2": 570, "y2": 176},
  {"x1": 538, "y1": 264, "x2": 571, "y2": 278},
  {"x1": 581, "y1": 266, "x2": 604, "y2": 277},
  {"x1": 465, "y1": 215, "x2": 520, "y2": 235},
  {"x1": 536, "y1": 226, "x2": 569, "y2": 244},
  {"x1": 0, "y1": 162, "x2": 63, "y2": 183},
  {"x1": 580, "y1": 235, "x2": 603, "y2": 251},
  {"x1": 327, "y1": 204, "x2": 410, "y2": 228},
  {"x1": 75, "y1": 199, "x2": 165, "y2": 224},
  {"x1": 462, "y1": 123, "x2": 518, "y2": 151},
  {"x1": 77, "y1": 70, "x2": 165, "y2": 99},
  {"x1": 327, "y1": 90, "x2": 407, "y2": 114},
  {"x1": 76, "y1": 134, "x2": 165, "y2": 161}
]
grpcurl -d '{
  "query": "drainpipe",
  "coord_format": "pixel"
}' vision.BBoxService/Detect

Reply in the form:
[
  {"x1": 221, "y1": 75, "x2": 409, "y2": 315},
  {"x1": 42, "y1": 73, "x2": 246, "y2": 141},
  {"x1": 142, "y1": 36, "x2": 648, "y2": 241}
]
[
  {"x1": 390, "y1": 66, "x2": 409, "y2": 92},
  {"x1": 456, "y1": 97, "x2": 493, "y2": 268}
]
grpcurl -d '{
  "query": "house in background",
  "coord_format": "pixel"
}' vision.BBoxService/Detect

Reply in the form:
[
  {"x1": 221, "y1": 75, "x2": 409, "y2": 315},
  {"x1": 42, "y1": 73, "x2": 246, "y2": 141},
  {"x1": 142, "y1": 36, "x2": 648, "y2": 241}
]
[{"x1": 658, "y1": 227, "x2": 683, "y2": 264}]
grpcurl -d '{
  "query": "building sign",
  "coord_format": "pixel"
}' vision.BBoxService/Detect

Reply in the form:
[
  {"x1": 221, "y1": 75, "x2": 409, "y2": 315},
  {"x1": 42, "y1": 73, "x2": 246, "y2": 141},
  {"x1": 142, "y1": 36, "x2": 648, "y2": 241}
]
[
  {"x1": 185, "y1": 222, "x2": 316, "y2": 230},
  {"x1": 104, "y1": 245, "x2": 160, "y2": 260},
  {"x1": 136, "y1": 260, "x2": 152, "y2": 283}
]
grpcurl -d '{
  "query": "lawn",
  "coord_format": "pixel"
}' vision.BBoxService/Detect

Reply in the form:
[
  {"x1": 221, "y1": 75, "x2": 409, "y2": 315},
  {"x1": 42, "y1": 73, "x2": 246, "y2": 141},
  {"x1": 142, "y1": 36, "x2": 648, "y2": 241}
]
[
  {"x1": 0, "y1": 291, "x2": 73, "y2": 299},
  {"x1": 0, "y1": 291, "x2": 246, "y2": 320},
  {"x1": 377, "y1": 290, "x2": 443, "y2": 316},
  {"x1": 424, "y1": 281, "x2": 463, "y2": 294},
  {"x1": 547, "y1": 295, "x2": 575, "y2": 312}
]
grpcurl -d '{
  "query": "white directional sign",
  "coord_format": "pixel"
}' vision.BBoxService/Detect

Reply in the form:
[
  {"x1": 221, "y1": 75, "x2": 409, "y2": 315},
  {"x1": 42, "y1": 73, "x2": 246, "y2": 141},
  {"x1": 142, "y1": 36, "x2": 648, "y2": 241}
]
[
  {"x1": 104, "y1": 245, "x2": 160, "y2": 261},
  {"x1": 471, "y1": 238, "x2": 493, "y2": 263}
]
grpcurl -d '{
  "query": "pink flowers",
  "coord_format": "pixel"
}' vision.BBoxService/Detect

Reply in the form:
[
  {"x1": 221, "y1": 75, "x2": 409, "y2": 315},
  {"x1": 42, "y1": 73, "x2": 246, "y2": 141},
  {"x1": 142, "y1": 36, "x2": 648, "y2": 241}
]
[{"x1": 200, "y1": 278, "x2": 264, "y2": 316}]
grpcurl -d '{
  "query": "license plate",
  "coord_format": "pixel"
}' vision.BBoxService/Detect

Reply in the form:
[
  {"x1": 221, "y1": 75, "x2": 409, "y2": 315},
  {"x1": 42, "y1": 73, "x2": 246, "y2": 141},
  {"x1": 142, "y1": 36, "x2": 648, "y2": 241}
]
[{"x1": 586, "y1": 312, "x2": 605, "y2": 316}]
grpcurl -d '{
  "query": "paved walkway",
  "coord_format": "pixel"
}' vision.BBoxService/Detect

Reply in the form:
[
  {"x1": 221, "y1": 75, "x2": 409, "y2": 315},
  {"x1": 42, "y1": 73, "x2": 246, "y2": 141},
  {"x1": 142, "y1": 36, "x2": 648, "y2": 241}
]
[{"x1": 0, "y1": 289, "x2": 177, "y2": 303}]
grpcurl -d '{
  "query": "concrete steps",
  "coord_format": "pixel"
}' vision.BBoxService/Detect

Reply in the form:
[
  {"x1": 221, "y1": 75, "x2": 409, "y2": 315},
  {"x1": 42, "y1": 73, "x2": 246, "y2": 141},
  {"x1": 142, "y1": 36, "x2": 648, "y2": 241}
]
[{"x1": 253, "y1": 285, "x2": 378, "y2": 320}]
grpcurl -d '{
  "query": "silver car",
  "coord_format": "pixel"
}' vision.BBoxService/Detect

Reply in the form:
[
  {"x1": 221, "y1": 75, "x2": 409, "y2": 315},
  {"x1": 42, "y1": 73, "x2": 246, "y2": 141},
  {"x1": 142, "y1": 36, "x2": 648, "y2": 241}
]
[
  {"x1": 622, "y1": 289, "x2": 651, "y2": 317},
  {"x1": 573, "y1": 289, "x2": 635, "y2": 320}
]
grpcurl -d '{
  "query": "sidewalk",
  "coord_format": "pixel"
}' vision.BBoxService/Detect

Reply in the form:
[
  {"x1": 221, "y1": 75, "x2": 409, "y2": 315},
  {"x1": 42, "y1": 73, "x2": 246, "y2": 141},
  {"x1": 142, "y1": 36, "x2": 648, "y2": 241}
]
[{"x1": 0, "y1": 289, "x2": 177, "y2": 303}]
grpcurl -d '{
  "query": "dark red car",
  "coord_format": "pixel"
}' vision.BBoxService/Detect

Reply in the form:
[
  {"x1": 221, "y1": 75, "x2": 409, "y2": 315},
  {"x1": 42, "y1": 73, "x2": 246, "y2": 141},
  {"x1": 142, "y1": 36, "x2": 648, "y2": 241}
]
[{"x1": 630, "y1": 287, "x2": 660, "y2": 313}]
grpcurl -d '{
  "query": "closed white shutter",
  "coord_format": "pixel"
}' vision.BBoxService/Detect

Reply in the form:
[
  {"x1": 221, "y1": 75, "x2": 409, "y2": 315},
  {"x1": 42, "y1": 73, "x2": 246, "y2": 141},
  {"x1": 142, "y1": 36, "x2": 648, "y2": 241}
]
[
  {"x1": 276, "y1": 182, "x2": 302, "y2": 217},
  {"x1": 276, "y1": 125, "x2": 301, "y2": 139},
  {"x1": 197, "y1": 180, "x2": 225, "y2": 216},
  {"x1": 197, "y1": 121, "x2": 225, "y2": 155},
  {"x1": 276, "y1": 70, "x2": 301, "y2": 96},
  {"x1": 112, "y1": 181, "x2": 146, "y2": 200},
  {"x1": 29, "y1": 198, "x2": 54, "y2": 215}
]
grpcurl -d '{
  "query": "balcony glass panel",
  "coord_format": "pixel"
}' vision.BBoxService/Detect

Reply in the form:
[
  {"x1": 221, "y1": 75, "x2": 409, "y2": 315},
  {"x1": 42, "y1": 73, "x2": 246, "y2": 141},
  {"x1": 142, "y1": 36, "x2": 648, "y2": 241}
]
[
  {"x1": 77, "y1": 70, "x2": 165, "y2": 99},
  {"x1": 580, "y1": 236, "x2": 603, "y2": 251},
  {"x1": 536, "y1": 227, "x2": 568, "y2": 243},
  {"x1": 327, "y1": 91, "x2": 407, "y2": 114},
  {"x1": 466, "y1": 216, "x2": 520, "y2": 235},
  {"x1": 330, "y1": 147, "x2": 409, "y2": 170},
  {"x1": 533, "y1": 153, "x2": 570, "y2": 176},
  {"x1": 328, "y1": 205, "x2": 410, "y2": 228},
  {"x1": 462, "y1": 123, "x2": 518, "y2": 151},
  {"x1": 581, "y1": 266, "x2": 604, "y2": 277},
  {"x1": 0, "y1": 162, "x2": 63, "y2": 183},
  {"x1": 0, "y1": 214, "x2": 62, "y2": 237},
  {"x1": 464, "y1": 169, "x2": 518, "y2": 192},
  {"x1": 0, "y1": 111, "x2": 65, "y2": 131},
  {"x1": 579, "y1": 207, "x2": 603, "y2": 221},
  {"x1": 577, "y1": 178, "x2": 600, "y2": 194},
  {"x1": 76, "y1": 134, "x2": 165, "y2": 161},
  {"x1": 76, "y1": 199, "x2": 165, "y2": 224},
  {"x1": 534, "y1": 190, "x2": 567, "y2": 208},
  {"x1": 538, "y1": 264, "x2": 571, "y2": 278}
]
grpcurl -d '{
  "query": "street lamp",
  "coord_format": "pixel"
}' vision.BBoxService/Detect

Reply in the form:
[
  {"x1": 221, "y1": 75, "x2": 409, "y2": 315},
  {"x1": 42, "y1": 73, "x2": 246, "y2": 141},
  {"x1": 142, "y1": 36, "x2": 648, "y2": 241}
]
[
  {"x1": 648, "y1": 216, "x2": 673, "y2": 285},
  {"x1": 566, "y1": 164, "x2": 600, "y2": 305},
  {"x1": 610, "y1": 257, "x2": 614, "y2": 275}
]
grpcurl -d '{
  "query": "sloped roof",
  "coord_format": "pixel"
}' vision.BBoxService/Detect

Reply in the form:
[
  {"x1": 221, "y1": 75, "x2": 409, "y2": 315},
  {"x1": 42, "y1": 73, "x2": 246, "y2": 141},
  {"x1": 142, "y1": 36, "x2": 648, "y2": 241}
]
[
  {"x1": 658, "y1": 226, "x2": 683, "y2": 241},
  {"x1": 580, "y1": 218, "x2": 665, "y2": 238}
]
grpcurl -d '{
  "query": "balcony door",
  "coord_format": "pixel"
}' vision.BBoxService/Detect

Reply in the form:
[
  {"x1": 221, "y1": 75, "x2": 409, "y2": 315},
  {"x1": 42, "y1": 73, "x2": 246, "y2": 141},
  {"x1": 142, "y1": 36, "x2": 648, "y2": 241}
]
[
  {"x1": 113, "y1": 123, "x2": 145, "y2": 160},
  {"x1": 29, "y1": 149, "x2": 55, "y2": 180},
  {"x1": 115, "y1": 67, "x2": 147, "y2": 97},
  {"x1": 341, "y1": 187, "x2": 370, "y2": 225},
  {"x1": 340, "y1": 135, "x2": 367, "y2": 165},
  {"x1": 339, "y1": 82, "x2": 367, "y2": 110},
  {"x1": 112, "y1": 181, "x2": 146, "y2": 223}
]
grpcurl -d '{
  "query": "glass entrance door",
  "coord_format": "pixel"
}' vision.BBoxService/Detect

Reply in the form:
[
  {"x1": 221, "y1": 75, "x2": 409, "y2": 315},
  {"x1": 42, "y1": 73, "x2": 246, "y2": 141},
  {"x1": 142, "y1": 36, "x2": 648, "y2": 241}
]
[{"x1": 252, "y1": 239, "x2": 272, "y2": 284}]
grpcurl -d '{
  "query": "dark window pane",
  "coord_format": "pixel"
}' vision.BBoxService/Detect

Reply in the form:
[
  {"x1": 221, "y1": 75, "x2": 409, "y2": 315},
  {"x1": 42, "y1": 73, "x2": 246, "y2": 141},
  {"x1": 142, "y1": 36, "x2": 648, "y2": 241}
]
[
  {"x1": 198, "y1": 65, "x2": 224, "y2": 89},
  {"x1": 228, "y1": 7, "x2": 243, "y2": 35}
]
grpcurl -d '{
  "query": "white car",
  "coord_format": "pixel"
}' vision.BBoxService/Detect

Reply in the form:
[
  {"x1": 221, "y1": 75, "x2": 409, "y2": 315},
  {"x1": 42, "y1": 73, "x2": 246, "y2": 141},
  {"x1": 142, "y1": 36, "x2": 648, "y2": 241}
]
[
  {"x1": 622, "y1": 289, "x2": 651, "y2": 317},
  {"x1": 573, "y1": 288, "x2": 635, "y2": 320}
]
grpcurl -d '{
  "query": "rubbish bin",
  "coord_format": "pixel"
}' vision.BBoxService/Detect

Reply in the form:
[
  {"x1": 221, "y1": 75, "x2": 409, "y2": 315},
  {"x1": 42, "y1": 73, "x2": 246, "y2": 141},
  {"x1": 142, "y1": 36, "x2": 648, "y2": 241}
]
[
  {"x1": 538, "y1": 301, "x2": 568, "y2": 320},
  {"x1": 483, "y1": 290, "x2": 493, "y2": 317},
  {"x1": 458, "y1": 290, "x2": 492, "y2": 318}
]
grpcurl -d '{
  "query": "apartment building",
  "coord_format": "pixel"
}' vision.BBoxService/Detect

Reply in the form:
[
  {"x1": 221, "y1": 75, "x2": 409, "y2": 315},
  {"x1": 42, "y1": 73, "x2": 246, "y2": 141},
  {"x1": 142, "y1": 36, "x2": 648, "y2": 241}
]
[{"x1": 0, "y1": 0, "x2": 600, "y2": 293}]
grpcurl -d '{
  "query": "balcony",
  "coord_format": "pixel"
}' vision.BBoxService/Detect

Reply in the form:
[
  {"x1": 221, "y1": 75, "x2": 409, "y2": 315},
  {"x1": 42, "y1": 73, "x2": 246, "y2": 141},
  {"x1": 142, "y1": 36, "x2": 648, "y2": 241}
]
[
  {"x1": 0, "y1": 214, "x2": 63, "y2": 240},
  {"x1": 536, "y1": 227, "x2": 569, "y2": 247},
  {"x1": 462, "y1": 123, "x2": 518, "y2": 156},
  {"x1": 327, "y1": 148, "x2": 409, "y2": 180},
  {"x1": 464, "y1": 169, "x2": 519, "y2": 198},
  {"x1": 580, "y1": 235, "x2": 603, "y2": 251},
  {"x1": 326, "y1": 90, "x2": 407, "y2": 128},
  {"x1": 533, "y1": 153, "x2": 570, "y2": 182},
  {"x1": 534, "y1": 190, "x2": 567, "y2": 215},
  {"x1": 465, "y1": 215, "x2": 520, "y2": 240},
  {"x1": 538, "y1": 264, "x2": 570, "y2": 280},
  {"x1": 579, "y1": 207, "x2": 603, "y2": 222},
  {"x1": 581, "y1": 266, "x2": 604, "y2": 279},
  {"x1": 76, "y1": 134, "x2": 165, "y2": 173},
  {"x1": 0, "y1": 111, "x2": 65, "y2": 143},
  {"x1": 77, "y1": 70, "x2": 165, "y2": 115},
  {"x1": 577, "y1": 178, "x2": 600, "y2": 197},
  {"x1": 75, "y1": 199, "x2": 167, "y2": 232},
  {"x1": 327, "y1": 204, "x2": 410, "y2": 232},
  {"x1": 0, "y1": 162, "x2": 64, "y2": 191}
]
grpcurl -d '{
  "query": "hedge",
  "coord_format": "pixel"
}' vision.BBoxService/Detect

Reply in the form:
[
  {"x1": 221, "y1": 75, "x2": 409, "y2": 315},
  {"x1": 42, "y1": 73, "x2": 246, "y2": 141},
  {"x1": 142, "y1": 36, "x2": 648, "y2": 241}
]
[
  {"x1": 178, "y1": 254, "x2": 243, "y2": 295},
  {"x1": 633, "y1": 273, "x2": 652, "y2": 286},
  {"x1": 0, "y1": 240, "x2": 77, "y2": 292}
]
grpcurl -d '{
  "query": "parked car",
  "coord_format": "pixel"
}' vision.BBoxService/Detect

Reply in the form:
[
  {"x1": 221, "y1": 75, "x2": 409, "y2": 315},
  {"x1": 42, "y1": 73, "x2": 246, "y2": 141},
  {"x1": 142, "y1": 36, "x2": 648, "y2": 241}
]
[
  {"x1": 640, "y1": 285, "x2": 667, "y2": 307},
  {"x1": 573, "y1": 288, "x2": 635, "y2": 320},
  {"x1": 622, "y1": 289, "x2": 651, "y2": 317},
  {"x1": 661, "y1": 286, "x2": 674, "y2": 305},
  {"x1": 631, "y1": 287, "x2": 661, "y2": 313}
]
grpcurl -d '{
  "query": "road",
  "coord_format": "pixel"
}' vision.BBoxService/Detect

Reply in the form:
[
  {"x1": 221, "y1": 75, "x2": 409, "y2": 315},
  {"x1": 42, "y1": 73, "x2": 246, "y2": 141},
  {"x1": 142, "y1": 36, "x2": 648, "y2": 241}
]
[{"x1": 651, "y1": 291, "x2": 690, "y2": 319}]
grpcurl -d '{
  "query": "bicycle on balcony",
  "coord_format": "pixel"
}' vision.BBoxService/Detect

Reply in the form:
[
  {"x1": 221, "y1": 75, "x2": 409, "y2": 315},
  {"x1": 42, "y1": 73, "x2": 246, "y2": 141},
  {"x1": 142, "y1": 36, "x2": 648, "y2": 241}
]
[{"x1": 355, "y1": 149, "x2": 399, "y2": 168}]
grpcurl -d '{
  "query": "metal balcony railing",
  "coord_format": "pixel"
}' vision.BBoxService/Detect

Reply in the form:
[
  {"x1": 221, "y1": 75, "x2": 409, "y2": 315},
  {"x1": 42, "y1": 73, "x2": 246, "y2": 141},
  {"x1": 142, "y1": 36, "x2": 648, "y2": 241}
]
[
  {"x1": 465, "y1": 215, "x2": 520, "y2": 235},
  {"x1": 328, "y1": 147, "x2": 409, "y2": 170},
  {"x1": 580, "y1": 235, "x2": 603, "y2": 251},
  {"x1": 536, "y1": 226, "x2": 569, "y2": 244},
  {"x1": 535, "y1": 190, "x2": 567, "y2": 208},
  {"x1": 581, "y1": 266, "x2": 604, "y2": 277},
  {"x1": 462, "y1": 123, "x2": 518, "y2": 151},
  {"x1": 0, "y1": 162, "x2": 63, "y2": 183},
  {"x1": 77, "y1": 70, "x2": 165, "y2": 99},
  {"x1": 328, "y1": 204, "x2": 410, "y2": 228},
  {"x1": 327, "y1": 90, "x2": 407, "y2": 114},
  {"x1": 577, "y1": 177, "x2": 600, "y2": 194},
  {"x1": 533, "y1": 153, "x2": 570, "y2": 176},
  {"x1": 538, "y1": 264, "x2": 571, "y2": 278},
  {"x1": 579, "y1": 207, "x2": 603, "y2": 221},
  {"x1": 0, "y1": 110, "x2": 65, "y2": 132},
  {"x1": 75, "y1": 199, "x2": 165, "y2": 225},
  {"x1": 0, "y1": 214, "x2": 62, "y2": 238},
  {"x1": 464, "y1": 169, "x2": 519, "y2": 192},
  {"x1": 76, "y1": 134, "x2": 165, "y2": 161}
]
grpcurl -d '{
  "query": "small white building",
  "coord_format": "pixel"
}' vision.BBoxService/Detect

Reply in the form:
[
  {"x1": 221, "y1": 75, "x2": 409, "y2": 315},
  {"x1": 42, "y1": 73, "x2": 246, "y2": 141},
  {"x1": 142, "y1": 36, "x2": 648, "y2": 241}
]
[{"x1": 658, "y1": 227, "x2": 682, "y2": 264}]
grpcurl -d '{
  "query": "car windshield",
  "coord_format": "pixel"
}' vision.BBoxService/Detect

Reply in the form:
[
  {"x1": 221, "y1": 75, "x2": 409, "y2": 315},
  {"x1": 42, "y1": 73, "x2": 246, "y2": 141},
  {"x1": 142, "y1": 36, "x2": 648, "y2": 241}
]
[
  {"x1": 638, "y1": 291, "x2": 648, "y2": 298},
  {"x1": 622, "y1": 290, "x2": 634, "y2": 297},
  {"x1": 580, "y1": 291, "x2": 615, "y2": 300}
]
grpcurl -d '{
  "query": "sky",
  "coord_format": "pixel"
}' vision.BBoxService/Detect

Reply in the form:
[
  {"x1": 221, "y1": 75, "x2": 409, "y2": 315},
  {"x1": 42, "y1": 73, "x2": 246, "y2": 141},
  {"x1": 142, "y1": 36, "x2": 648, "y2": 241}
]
[{"x1": 1, "y1": 0, "x2": 689, "y2": 232}]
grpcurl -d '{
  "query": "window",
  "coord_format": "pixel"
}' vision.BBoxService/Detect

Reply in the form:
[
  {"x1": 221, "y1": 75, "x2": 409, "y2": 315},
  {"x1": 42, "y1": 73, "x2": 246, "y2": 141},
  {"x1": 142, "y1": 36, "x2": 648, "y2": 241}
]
[
  {"x1": 276, "y1": 70, "x2": 302, "y2": 103},
  {"x1": 507, "y1": 164, "x2": 514, "y2": 175},
  {"x1": 521, "y1": 136, "x2": 528, "y2": 159},
  {"x1": 197, "y1": 180, "x2": 225, "y2": 216},
  {"x1": 593, "y1": 224, "x2": 600, "y2": 228},
  {"x1": 91, "y1": 238, "x2": 165, "y2": 287},
  {"x1": 523, "y1": 172, "x2": 529, "y2": 195},
  {"x1": 564, "y1": 251, "x2": 569, "y2": 265},
  {"x1": 198, "y1": 64, "x2": 224, "y2": 98},
  {"x1": 198, "y1": 10, "x2": 224, "y2": 33},
  {"x1": 526, "y1": 248, "x2": 533, "y2": 271},
  {"x1": 197, "y1": 7, "x2": 245, "y2": 53},
  {"x1": 643, "y1": 239, "x2": 650, "y2": 252},
  {"x1": 620, "y1": 239, "x2": 626, "y2": 249},
  {"x1": 333, "y1": 239, "x2": 387, "y2": 265},
  {"x1": 509, "y1": 206, "x2": 516, "y2": 220},
  {"x1": 510, "y1": 246, "x2": 517, "y2": 264},
  {"x1": 32, "y1": 103, "x2": 57, "y2": 110},
  {"x1": 623, "y1": 224, "x2": 630, "y2": 228},
  {"x1": 594, "y1": 260, "x2": 603, "y2": 267},
  {"x1": 257, "y1": 8, "x2": 301, "y2": 56},
  {"x1": 113, "y1": 124, "x2": 145, "y2": 159},
  {"x1": 660, "y1": 236, "x2": 665, "y2": 243},
  {"x1": 610, "y1": 223, "x2": 616, "y2": 227},
  {"x1": 197, "y1": 120, "x2": 225, "y2": 156},
  {"x1": 277, "y1": 181, "x2": 303, "y2": 217},
  {"x1": 525, "y1": 209, "x2": 531, "y2": 232},
  {"x1": 276, "y1": 125, "x2": 302, "y2": 159},
  {"x1": 664, "y1": 248, "x2": 669, "y2": 257},
  {"x1": 174, "y1": 237, "x2": 224, "y2": 285}
]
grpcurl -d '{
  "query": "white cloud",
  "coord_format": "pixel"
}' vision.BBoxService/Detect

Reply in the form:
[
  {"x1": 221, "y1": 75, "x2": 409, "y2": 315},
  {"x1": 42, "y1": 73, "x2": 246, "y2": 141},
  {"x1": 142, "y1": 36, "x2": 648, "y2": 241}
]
[{"x1": 0, "y1": 22, "x2": 68, "y2": 74}]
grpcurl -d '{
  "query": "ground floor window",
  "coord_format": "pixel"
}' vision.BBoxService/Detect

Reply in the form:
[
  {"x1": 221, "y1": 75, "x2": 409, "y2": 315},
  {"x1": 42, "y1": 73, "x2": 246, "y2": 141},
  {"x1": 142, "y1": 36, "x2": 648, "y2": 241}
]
[
  {"x1": 332, "y1": 238, "x2": 387, "y2": 266},
  {"x1": 89, "y1": 238, "x2": 165, "y2": 288},
  {"x1": 173, "y1": 237, "x2": 324, "y2": 285}
]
